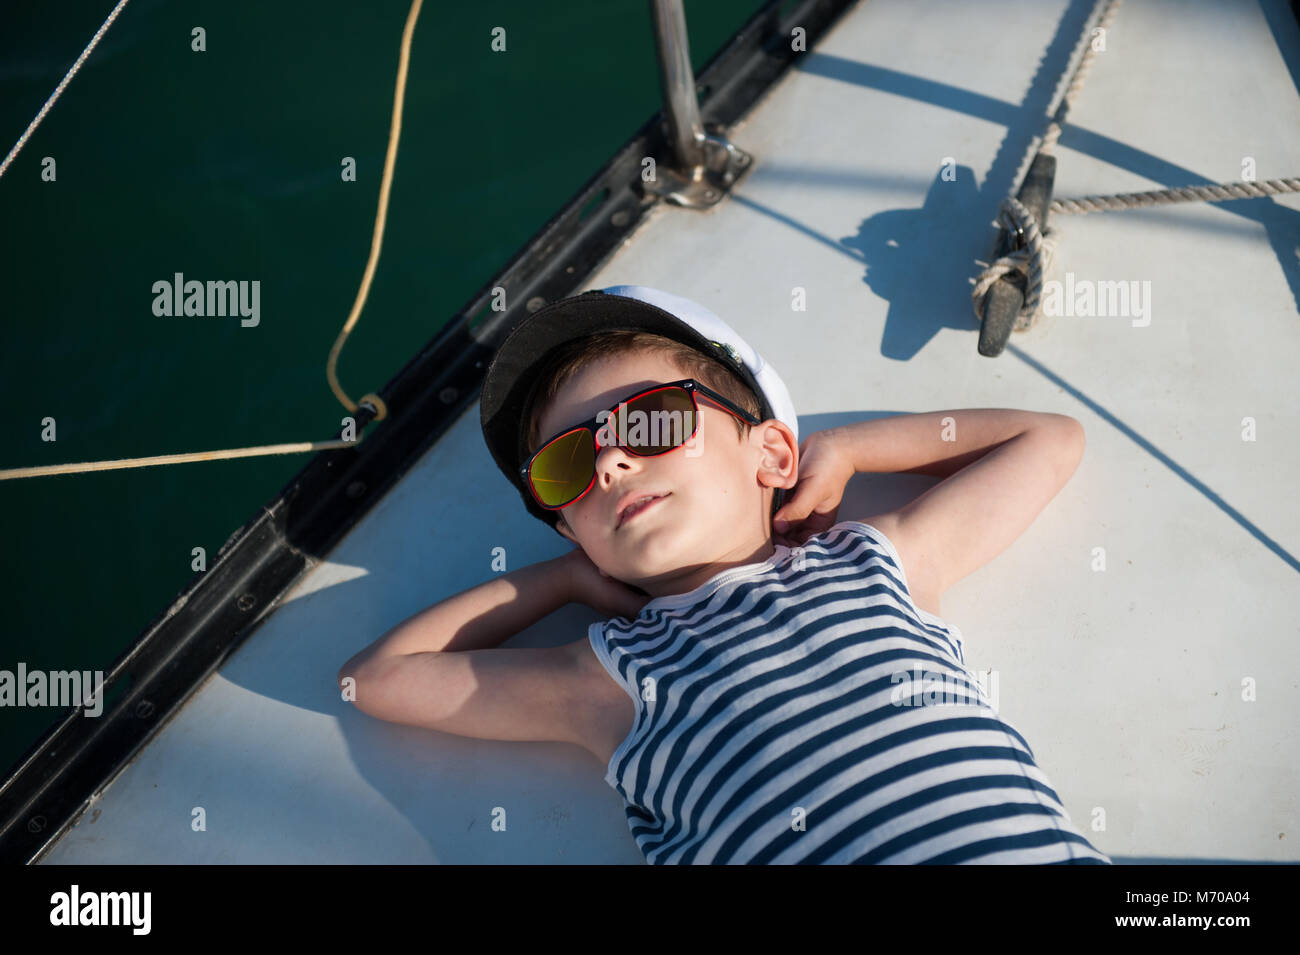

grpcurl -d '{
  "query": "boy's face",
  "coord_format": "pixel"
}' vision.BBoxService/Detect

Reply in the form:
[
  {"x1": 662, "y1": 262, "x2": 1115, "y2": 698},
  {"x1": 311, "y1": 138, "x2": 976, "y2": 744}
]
[{"x1": 532, "y1": 350, "x2": 797, "y2": 598}]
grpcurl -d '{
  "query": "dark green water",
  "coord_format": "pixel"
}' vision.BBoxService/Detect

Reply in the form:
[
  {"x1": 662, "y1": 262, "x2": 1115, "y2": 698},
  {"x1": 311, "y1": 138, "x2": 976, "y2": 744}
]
[{"x1": 0, "y1": 0, "x2": 765, "y2": 777}]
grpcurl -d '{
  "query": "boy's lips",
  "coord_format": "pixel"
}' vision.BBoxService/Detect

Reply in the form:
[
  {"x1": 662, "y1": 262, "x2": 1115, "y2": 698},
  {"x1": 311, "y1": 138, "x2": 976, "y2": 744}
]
[{"x1": 616, "y1": 491, "x2": 669, "y2": 528}]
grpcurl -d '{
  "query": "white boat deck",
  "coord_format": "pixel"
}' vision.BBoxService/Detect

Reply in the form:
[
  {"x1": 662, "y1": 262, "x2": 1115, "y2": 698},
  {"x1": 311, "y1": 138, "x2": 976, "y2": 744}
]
[{"x1": 42, "y1": 0, "x2": 1300, "y2": 863}]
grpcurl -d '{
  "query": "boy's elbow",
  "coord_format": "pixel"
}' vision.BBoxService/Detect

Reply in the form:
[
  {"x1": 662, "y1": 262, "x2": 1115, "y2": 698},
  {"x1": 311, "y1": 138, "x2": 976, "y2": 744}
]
[
  {"x1": 1038, "y1": 412, "x2": 1083, "y2": 438},
  {"x1": 1066, "y1": 414, "x2": 1084, "y2": 441},
  {"x1": 337, "y1": 659, "x2": 381, "y2": 716},
  {"x1": 1061, "y1": 415, "x2": 1085, "y2": 457},
  {"x1": 1045, "y1": 415, "x2": 1086, "y2": 482},
  {"x1": 337, "y1": 653, "x2": 372, "y2": 693}
]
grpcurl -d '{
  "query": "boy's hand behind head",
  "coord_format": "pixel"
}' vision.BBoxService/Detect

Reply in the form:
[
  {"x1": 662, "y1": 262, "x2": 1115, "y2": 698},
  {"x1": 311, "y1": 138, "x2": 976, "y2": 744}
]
[
  {"x1": 771, "y1": 429, "x2": 855, "y2": 546},
  {"x1": 558, "y1": 547, "x2": 653, "y2": 621}
]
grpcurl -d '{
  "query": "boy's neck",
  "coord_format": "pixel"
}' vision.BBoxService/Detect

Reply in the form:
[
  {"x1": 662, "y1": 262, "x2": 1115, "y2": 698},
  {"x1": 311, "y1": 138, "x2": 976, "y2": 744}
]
[{"x1": 639, "y1": 538, "x2": 778, "y2": 600}]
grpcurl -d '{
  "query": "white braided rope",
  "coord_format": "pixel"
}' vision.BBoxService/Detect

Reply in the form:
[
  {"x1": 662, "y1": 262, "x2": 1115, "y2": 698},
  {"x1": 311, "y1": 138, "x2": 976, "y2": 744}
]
[
  {"x1": 0, "y1": 0, "x2": 132, "y2": 180},
  {"x1": 1038, "y1": 0, "x2": 1124, "y2": 158},
  {"x1": 971, "y1": 0, "x2": 1119, "y2": 326},
  {"x1": 1053, "y1": 176, "x2": 1300, "y2": 214},
  {"x1": 970, "y1": 197, "x2": 1059, "y2": 330},
  {"x1": 970, "y1": 175, "x2": 1299, "y2": 327},
  {"x1": 973, "y1": 0, "x2": 1298, "y2": 330}
]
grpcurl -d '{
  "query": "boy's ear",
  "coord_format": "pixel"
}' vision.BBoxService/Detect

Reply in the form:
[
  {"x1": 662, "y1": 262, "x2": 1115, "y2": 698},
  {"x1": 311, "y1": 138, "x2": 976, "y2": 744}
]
[{"x1": 756, "y1": 419, "x2": 799, "y2": 492}]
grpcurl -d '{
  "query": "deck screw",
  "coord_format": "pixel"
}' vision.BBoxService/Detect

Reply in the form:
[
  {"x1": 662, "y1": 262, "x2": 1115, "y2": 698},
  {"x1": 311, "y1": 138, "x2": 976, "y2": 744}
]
[
  {"x1": 439, "y1": 387, "x2": 458, "y2": 404},
  {"x1": 611, "y1": 210, "x2": 630, "y2": 227},
  {"x1": 346, "y1": 480, "x2": 367, "y2": 499},
  {"x1": 704, "y1": 189, "x2": 718, "y2": 201},
  {"x1": 135, "y1": 700, "x2": 155, "y2": 719},
  {"x1": 526, "y1": 297, "x2": 546, "y2": 313},
  {"x1": 237, "y1": 593, "x2": 256, "y2": 611},
  {"x1": 27, "y1": 815, "x2": 45, "y2": 834}
]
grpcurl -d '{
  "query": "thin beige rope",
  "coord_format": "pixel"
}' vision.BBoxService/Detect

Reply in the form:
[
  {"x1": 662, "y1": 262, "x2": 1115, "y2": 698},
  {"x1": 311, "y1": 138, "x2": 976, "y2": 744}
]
[
  {"x1": 0, "y1": 0, "x2": 425, "y2": 481},
  {"x1": 0, "y1": 0, "x2": 132, "y2": 180},
  {"x1": 0, "y1": 440, "x2": 358, "y2": 481},
  {"x1": 326, "y1": 0, "x2": 424, "y2": 420}
]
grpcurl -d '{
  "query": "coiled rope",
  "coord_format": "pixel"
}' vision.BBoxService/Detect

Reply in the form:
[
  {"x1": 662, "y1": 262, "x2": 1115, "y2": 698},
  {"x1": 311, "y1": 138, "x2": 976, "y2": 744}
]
[
  {"x1": 970, "y1": 0, "x2": 1300, "y2": 328},
  {"x1": 0, "y1": 0, "x2": 424, "y2": 480}
]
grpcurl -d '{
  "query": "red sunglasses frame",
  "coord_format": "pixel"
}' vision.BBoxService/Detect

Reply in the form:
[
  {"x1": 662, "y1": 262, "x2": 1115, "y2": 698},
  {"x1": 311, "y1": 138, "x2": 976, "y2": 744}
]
[{"x1": 520, "y1": 378, "x2": 762, "y2": 511}]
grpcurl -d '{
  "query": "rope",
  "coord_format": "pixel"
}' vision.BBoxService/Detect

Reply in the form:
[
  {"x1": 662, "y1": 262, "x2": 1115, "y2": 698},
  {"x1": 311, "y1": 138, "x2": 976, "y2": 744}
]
[
  {"x1": 0, "y1": 440, "x2": 358, "y2": 482},
  {"x1": 1052, "y1": 176, "x2": 1300, "y2": 214},
  {"x1": 325, "y1": 0, "x2": 423, "y2": 421},
  {"x1": 0, "y1": 0, "x2": 425, "y2": 480},
  {"x1": 1037, "y1": 0, "x2": 1124, "y2": 160},
  {"x1": 970, "y1": 197, "x2": 1059, "y2": 331},
  {"x1": 970, "y1": 0, "x2": 1120, "y2": 327},
  {"x1": 977, "y1": 175, "x2": 1300, "y2": 329},
  {"x1": 970, "y1": 0, "x2": 1298, "y2": 329},
  {"x1": 0, "y1": 0, "x2": 132, "y2": 180}
]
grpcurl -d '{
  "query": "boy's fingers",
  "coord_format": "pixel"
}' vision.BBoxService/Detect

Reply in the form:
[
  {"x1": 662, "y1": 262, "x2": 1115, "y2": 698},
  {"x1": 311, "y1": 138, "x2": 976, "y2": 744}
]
[
  {"x1": 773, "y1": 500, "x2": 807, "y2": 530},
  {"x1": 775, "y1": 491, "x2": 823, "y2": 529},
  {"x1": 774, "y1": 509, "x2": 807, "y2": 531}
]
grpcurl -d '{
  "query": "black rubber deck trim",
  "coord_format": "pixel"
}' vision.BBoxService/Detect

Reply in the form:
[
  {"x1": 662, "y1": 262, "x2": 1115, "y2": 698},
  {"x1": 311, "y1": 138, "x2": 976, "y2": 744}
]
[{"x1": 0, "y1": 0, "x2": 857, "y2": 864}]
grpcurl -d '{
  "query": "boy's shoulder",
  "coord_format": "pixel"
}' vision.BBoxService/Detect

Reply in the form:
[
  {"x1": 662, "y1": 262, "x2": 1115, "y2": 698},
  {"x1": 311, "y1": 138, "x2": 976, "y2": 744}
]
[
  {"x1": 853, "y1": 512, "x2": 943, "y2": 616},
  {"x1": 800, "y1": 514, "x2": 943, "y2": 617}
]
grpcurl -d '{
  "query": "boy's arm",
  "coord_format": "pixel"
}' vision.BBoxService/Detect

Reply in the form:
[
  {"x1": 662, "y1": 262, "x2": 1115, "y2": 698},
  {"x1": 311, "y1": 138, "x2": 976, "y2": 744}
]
[
  {"x1": 338, "y1": 556, "x2": 574, "y2": 677},
  {"x1": 339, "y1": 644, "x2": 597, "y2": 750},
  {"x1": 836, "y1": 409, "x2": 1086, "y2": 600},
  {"x1": 336, "y1": 557, "x2": 598, "y2": 752}
]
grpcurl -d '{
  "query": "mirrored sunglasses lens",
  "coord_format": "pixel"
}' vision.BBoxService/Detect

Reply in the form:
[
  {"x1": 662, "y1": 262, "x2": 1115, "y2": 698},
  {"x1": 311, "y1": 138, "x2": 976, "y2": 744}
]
[
  {"x1": 530, "y1": 429, "x2": 594, "y2": 507},
  {"x1": 611, "y1": 387, "x2": 697, "y2": 454}
]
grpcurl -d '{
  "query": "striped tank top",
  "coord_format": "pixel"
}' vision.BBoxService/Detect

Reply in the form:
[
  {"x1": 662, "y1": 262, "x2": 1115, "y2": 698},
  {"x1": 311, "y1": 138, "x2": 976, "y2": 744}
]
[{"x1": 586, "y1": 521, "x2": 1111, "y2": 865}]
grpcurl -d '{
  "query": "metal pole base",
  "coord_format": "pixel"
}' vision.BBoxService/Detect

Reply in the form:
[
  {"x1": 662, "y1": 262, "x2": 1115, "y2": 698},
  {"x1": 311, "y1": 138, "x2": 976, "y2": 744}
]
[{"x1": 644, "y1": 131, "x2": 752, "y2": 209}]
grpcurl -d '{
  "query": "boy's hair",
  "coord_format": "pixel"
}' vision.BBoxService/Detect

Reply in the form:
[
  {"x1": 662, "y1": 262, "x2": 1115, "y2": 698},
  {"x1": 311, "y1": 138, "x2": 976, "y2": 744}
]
[{"x1": 524, "y1": 330, "x2": 764, "y2": 456}]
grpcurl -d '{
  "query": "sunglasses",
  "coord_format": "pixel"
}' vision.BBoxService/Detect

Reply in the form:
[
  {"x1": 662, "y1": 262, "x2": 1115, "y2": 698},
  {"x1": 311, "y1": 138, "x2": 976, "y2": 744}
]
[{"x1": 520, "y1": 378, "x2": 763, "y2": 510}]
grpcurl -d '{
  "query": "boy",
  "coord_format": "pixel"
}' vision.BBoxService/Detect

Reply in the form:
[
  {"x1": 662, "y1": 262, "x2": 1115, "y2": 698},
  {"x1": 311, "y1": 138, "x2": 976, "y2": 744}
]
[{"x1": 338, "y1": 285, "x2": 1111, "y2": 865}]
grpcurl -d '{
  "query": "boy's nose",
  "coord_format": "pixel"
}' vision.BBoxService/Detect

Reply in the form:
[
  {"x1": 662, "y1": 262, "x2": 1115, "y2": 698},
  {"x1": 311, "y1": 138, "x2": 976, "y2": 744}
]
[{"x1": 595, "y1": 443, "x2": 641, "y2": 480}]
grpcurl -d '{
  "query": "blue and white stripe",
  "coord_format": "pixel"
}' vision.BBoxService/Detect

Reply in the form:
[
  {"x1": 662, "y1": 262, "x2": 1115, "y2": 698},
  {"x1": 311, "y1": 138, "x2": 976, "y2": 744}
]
[{"x1": 587, "y1": 521, "x2": 1110, "y2": 865}]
